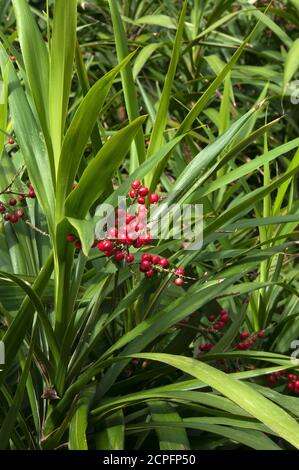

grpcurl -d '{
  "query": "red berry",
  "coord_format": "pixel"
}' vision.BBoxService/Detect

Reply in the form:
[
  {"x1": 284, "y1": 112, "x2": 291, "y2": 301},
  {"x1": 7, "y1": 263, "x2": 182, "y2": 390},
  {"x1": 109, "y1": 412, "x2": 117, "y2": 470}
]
[
  {"x1": 9, "y1": 198, "x2": 17, "y2": 206},
  {"x1": 75, "y1": 241, "x2": 82, "y2": 250},
  {"x1": 129, "y1": 189, "x2": 137, "y2": 198},
  {"x1": 28, "y1": 190, "x2": 36, "y2": 198},
  {"x1": 175, "y1": 267, "x2": 185, "y2": 276},
  {"x1": 137, "y1": 196, "x2": 145, "y2": 204},
  {"x1": 125, "y1": 215, "x2": 135, "y2": 224},
  {"x1": 207, "y1": 315, "x2": 215, "y2": 322},
  {"x1": 7, "y1": 138, "x2": 14, "y2": 145},
  {"x1": 295, "y1": 388, "x2": 299, "y2": 394},
  {"x1": 126, "y1": 253, "x2": 134, "y2": 263},
  {"x1": 148, "y1": 193, "x2": 159, "y2": 204},
  {"x1": 107, "y1": 227, "x2": 118, "y2": 238},
  {"x1": 116, "y1": 208, "x2": 125, "y2": 218},
  {"x1": 0, "y1": 204, "x2": 6, "y2": 213},
  {"x1": 15, "y1": 209, "x2": 24, "y2": 219},
  {"x1": 240, "y1": 332, "x2": 250, "y2": 339},
  {"x1": 217, "y1": 321, "x2": 225, "y2": 328},
  {"x1": 268, "y1": 375, "x2": 277, "y2": 383},
  {"x1": 141, "y1": 253, "x2": 152, "y2": 262},
  {"x1": 257, "y1": 331, "x2": 265, "y2": 338},
  {"x1": 159, "y1": 258, "x2": 169, "y2": 267},
  {"x1": 66, "y1": 234, "x2": 76, "y2": 243},
  {"x1": 151, "y1": 255, "x2": 160, "y2": 265},
  {"x1": 287, "y1": 382, "x2": 294, "y2": 390},
  {"x1": 131, "y1": 180, "x2": 141, "y2": 190},
  {"x1": 174, "y1": 277, "x2": 184, "y2": 286},
  {"x1": 10, "y1": 214, "x2": 18, "y2": 223},
  {"x1": 288, "y1": 374, "x2": 297, "y2": 381},
  {"x1": 18, "y1": 195, "x2": 25, "y2": 202},
  {"x1": 103, "y1": 250, "x2": 111, "y2": 256},
  {"x1": 114, "y1": 251, "x2": 124, "y2": 262},
  {"x1": 139, "y1": 186, "x2": 149, "y2": 197},
  {"x1": 145, "y1": 269, "x2": 156, "y2": 278},
  {"x1": 118, "y1": 233, "x2": 127, "y2": 243},
  {"x1": 220, "y1": 313, "x2": 230, "y2": 322},
  {"x1": 220, "y1": 309, "x2": 228, "y2": 316},
  {"x1": 140, "y1": 261, "x2": 151, "y2": 272},
  {"x1": 4, "y1": 214, "x2": 10, "y2": 221},
  {"x1": 295, "y1": 380, "x2": 299, "y2": 388}
]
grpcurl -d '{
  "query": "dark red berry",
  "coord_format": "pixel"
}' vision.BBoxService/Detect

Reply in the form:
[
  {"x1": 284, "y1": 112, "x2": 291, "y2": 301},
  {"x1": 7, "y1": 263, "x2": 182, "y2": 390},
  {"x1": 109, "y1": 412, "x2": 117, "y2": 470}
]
[
  {"x1": 148, "y1": 193, "x2": 159, "y2": 204},
  {"x1": 131, "y1": 180, "x2": 141, "y2": 190},
  {"x1": 0, "y1": 204, "x2": 6, "y2": 213},
  {"x1": 139, "y1": 186, "x2": 149, "y2": 197},
  {"x1": 107, "y1": 227, "x2": 118, "y2": 238},
  {"x1": 140, "y1": 261, "x2": 151, "y2": 272},
  {"x1": 28, "y1": 190, "x2": 36, "y2": 198},
  {"x1": 75, "y1": 241, "x2": 82, "y2": 250},
  {"x1": 66, "y1": 234, "x2": 76, "y2": 242},
  {"x1": 126, "y1": 253, "x2": 134, "y2": 263},
  {"x1": 10, "y1": 214, "x2": 18, "y2": 223},
  {"x1": 9, "y1": 198, "x2": 17, "y2": 206},
  {"x1": 240, "y1": 332, "x2": 250, "y2": 339},
  {"x1": 208, "y1": 315, "x2": 215, "y2": 322},
  {"x1": 145, "y1": 269, "x2": 156, "y2": 278},
  {"x1": 175, "y1": 267, "x2": 185, "y2": 276},
  {"x1": 159, "y1": 258, "x2": 169, "y2": 267},
  {"x1": 15, "y1": 209, "x2": 24, "y2": 219},
  {"x1": 114, "y1": 251, "x2": 124, "y2": 262},
  {"x1": 257, "y1": 331, "x2": 265, "y2": 338},
  {"x1": 4, "y1": 214, "x2": 10, "y2": 221}
]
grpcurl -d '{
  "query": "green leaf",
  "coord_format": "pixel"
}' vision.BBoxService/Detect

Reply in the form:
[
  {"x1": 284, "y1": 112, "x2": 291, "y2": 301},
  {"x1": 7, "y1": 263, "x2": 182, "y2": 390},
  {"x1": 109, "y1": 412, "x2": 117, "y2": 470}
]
[
  {"x1": 56, "y1": 52, "x2": 136, "y2": 217},
  {"x1": 65, "y1": 115, "x2": 147, "y2": 219},
  {"x1": 130, "y1": 353, "x2": 299, "y2": 449},
  {"x1": 49, "y1": 0, "x2": 77, "y2": 170}
]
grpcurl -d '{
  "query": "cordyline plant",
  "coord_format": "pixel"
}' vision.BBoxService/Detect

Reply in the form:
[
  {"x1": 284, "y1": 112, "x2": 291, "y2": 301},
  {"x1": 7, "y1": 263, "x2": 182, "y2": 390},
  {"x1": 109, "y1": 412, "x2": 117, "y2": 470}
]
[{"x1": 1, "y1": 0, "x2": 299, "y2": 451}]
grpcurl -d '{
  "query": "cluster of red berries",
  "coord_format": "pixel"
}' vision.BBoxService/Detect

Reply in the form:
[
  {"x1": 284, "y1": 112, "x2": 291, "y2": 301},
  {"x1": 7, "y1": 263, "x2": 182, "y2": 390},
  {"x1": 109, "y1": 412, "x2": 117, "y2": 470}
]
[
  {"x1": 236, "y1": 330, "x2": 265, "y2": 350},
  {"x1": 267, "y1": 371, "x2": 299, "y2": 395},
  {"x1": 67, "y1": 180, "x2": 188, "y2": 286},
  {"x1": 0, "y1": 183, "x2": 36, "y2": 224},
  {"x1": 129, "y1": 179, "x2": 159, "y2": 205},
  {"x1": 207, "y1": 309, "x2": 230, "y2": 330}
]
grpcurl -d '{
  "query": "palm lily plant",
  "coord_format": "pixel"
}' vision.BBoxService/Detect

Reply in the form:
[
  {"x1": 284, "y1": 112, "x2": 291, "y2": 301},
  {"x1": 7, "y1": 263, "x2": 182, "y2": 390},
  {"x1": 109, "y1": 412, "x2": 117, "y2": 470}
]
[{"x1": 0, "y1": 0, "x2": 299, "y2": 450}]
